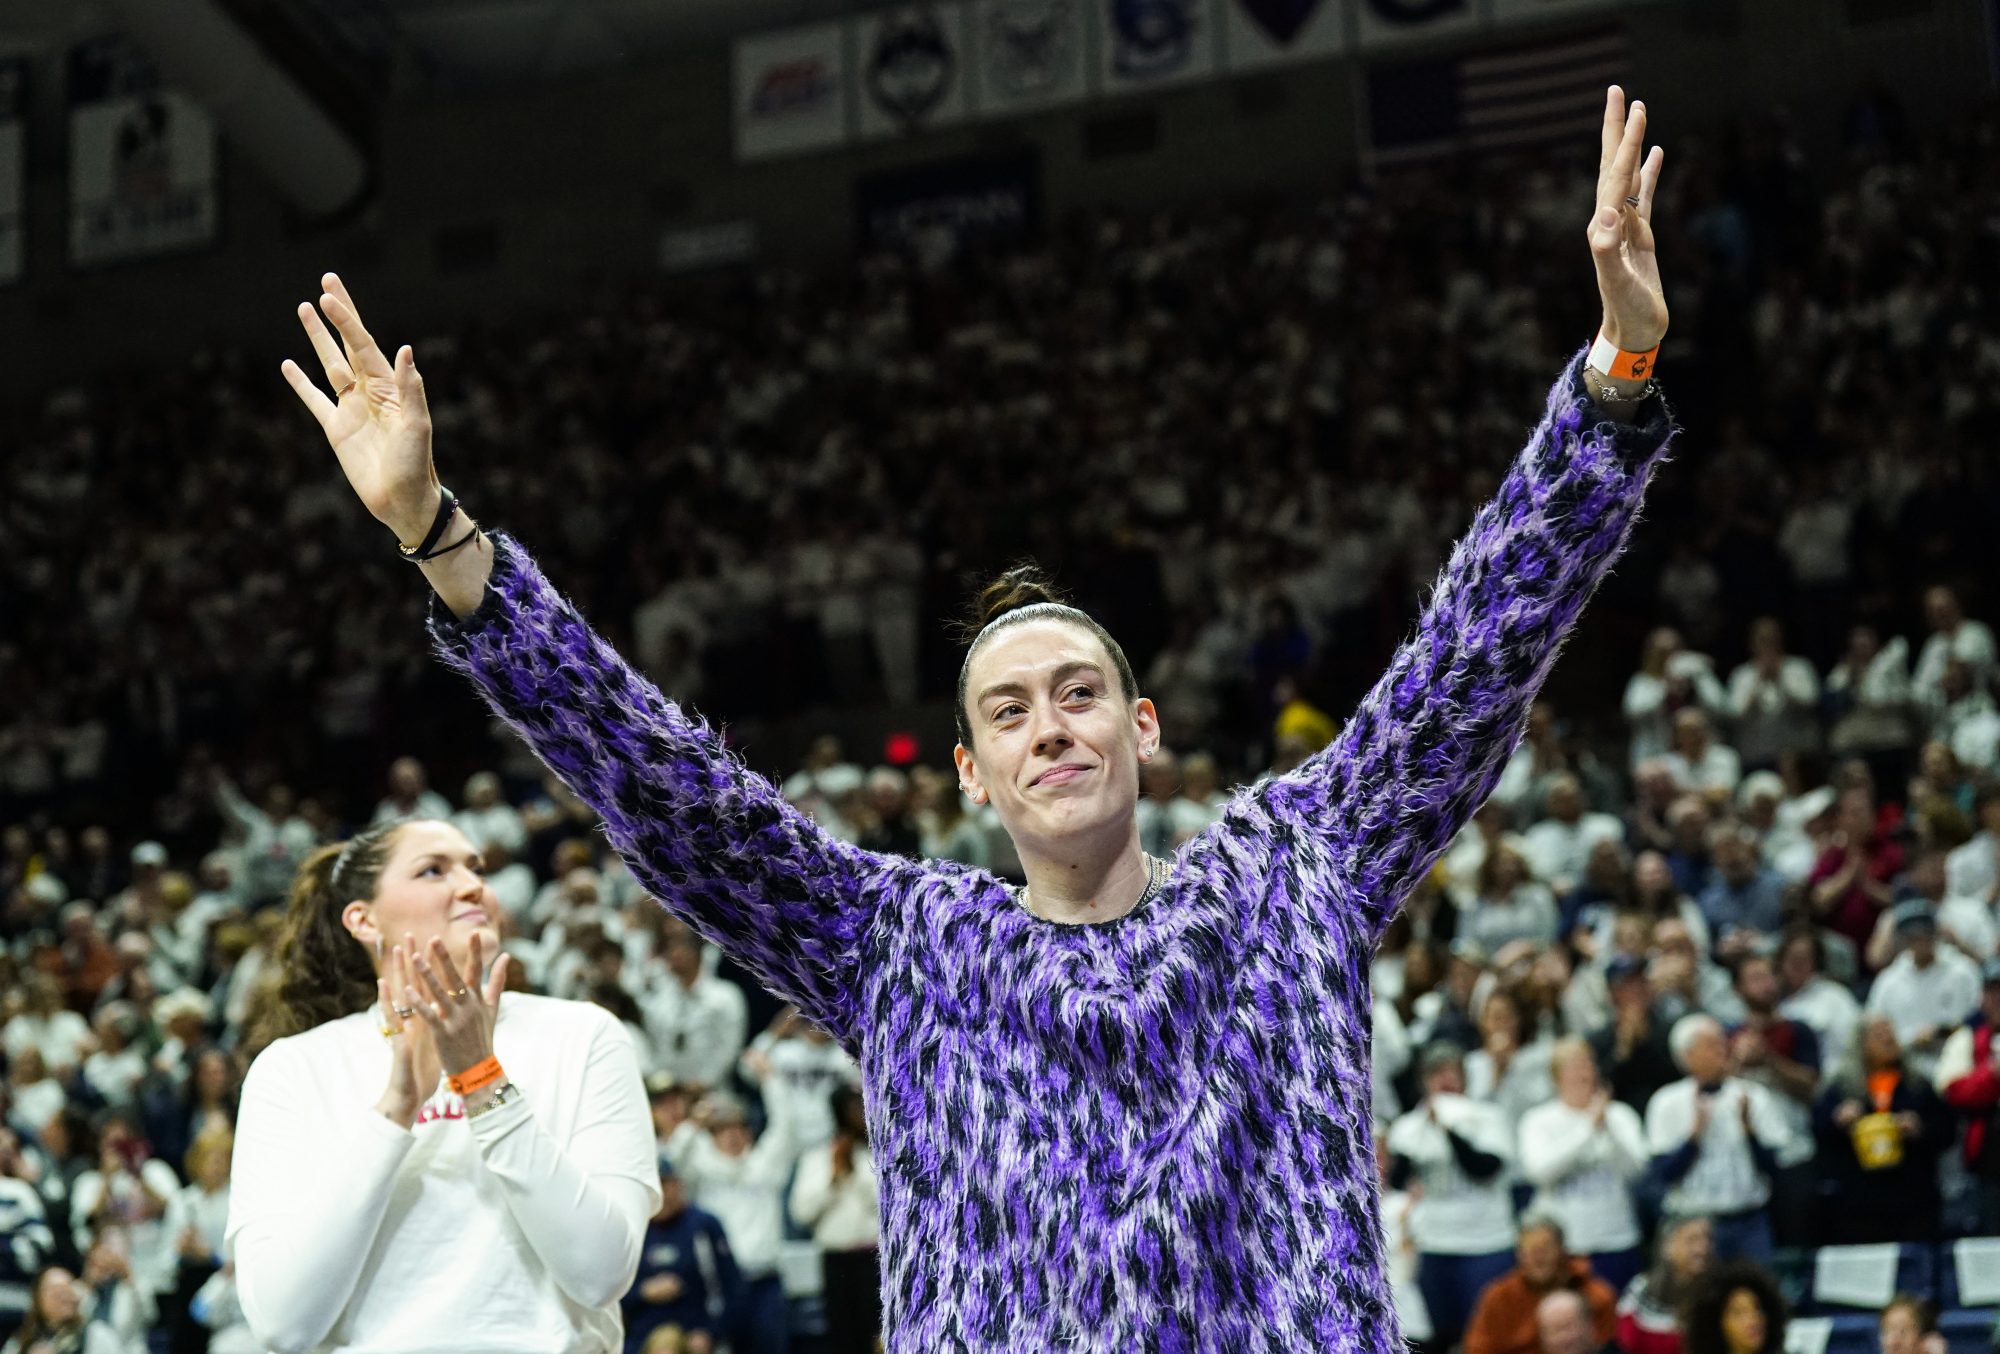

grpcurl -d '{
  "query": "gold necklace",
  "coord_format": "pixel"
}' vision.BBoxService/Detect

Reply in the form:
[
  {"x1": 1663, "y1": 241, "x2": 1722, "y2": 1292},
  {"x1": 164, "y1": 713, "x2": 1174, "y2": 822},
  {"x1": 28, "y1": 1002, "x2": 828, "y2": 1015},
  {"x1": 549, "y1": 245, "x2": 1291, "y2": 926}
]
[{"x1": 1018, "y1": 853, "x2": 1166, "y2": 920}]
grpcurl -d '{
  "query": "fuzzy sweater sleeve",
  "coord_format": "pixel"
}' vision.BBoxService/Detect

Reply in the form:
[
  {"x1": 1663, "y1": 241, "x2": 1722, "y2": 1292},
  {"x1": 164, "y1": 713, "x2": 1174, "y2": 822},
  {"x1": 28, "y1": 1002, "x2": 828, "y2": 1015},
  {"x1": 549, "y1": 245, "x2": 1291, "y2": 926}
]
[
  {"x1": 1255, "y1": 348, "x2": 1676, "y2": 940},
  {"x1": 428, "y1": 539, "x2": 918, "y2": 1044}
]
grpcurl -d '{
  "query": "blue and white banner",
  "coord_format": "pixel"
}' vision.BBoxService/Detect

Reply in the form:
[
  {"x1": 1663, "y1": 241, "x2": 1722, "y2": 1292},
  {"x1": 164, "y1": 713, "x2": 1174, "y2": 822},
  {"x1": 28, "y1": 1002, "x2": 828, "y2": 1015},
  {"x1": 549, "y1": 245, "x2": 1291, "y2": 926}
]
[
  {"x1": 733, "y1": 21, "x2": 850, "y2": 161},
  {"x1": 856, "y1": 150, "x2": 1041, "y2": 255},
  {"x1": 858, "y1": 4, "x2": 974, "y2": 140},
  {"x1": 1354, "y1": 0, "x2": 1478, "y2": 49},
  {"x1": 1220, "y1": 0, "x2": 1346, "y2": 71},
  {"x1": 0, "y1": 60, "x2": 25, "y2": 285},
  {"x1": 67, "y1": 37, "x2": 220, "y2": 268},
  {"x1": 974, "y1": 0, "x2": 1091, "y2": 114},
  {"x1": 1100, "y1": 0, "x2": 1219, "y2": 93},
  {"x1": 1367, "y1": 24, "x2": 1628, "y2": 162}
]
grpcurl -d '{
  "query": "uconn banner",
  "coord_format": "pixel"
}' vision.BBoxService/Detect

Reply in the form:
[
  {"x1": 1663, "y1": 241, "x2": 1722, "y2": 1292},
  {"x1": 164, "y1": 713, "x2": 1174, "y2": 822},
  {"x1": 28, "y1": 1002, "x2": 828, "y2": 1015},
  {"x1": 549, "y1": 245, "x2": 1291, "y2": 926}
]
[
  {"x1": 67, "y1": 37, "x2": 220, "y2": 268},
  {"x1": 856, "y1": 150, "x2": 1040, "y2": 256},
  {"x1": 0, "y1": 61, "x2": 24, "y2": 285}
]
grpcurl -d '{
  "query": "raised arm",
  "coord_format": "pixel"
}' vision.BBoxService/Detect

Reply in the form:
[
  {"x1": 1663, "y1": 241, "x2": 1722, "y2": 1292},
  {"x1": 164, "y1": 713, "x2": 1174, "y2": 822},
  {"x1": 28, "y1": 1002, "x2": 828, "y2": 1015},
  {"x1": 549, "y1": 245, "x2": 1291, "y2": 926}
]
[
  {"x1": 279, "y1": 274, "x2": 919, "y2": 1043},
  {"x1": 1252, "y1": 88, "x2": 1674, "y2": 941}
]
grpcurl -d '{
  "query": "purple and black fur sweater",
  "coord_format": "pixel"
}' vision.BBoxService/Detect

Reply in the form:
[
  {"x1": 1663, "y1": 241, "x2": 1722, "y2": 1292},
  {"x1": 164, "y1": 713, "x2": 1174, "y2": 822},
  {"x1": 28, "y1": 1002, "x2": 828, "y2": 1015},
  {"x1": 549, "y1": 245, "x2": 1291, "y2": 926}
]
[{"x1": 428, "y1": 351, "x2": 1675, "y2": 1351}]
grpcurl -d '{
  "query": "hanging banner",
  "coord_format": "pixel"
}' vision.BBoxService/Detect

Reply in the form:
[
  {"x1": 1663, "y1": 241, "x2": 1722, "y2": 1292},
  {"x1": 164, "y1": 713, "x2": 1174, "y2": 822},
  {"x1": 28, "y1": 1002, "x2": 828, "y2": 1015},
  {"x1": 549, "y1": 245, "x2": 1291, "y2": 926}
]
[
  {"x1": 734, "y1": 21, "x2": 850, "y2": 162},
  {"x1": 1220, "y1": 0, "x2": 1346, "y2": 71},
  {"x1": 857, "y1": 4, "x2": 974, "y2": 140},
  {"x1": 1491, "y1": 0, "x2": 1625, "y2": 20},
  {"x1": 67, "y1": 37, "x2": 220, "y2": 269},
  {"x1": 1367, "y1": 25, "x2": 1628, "y2": 162},
  {"x1": 1100, "y1": 0, "x2": 1219, "y2": 92},
  {"x1": 974, "y1": 0, "x2": 1091, "y2": 115},
  {"x1": 0, "y1": 60, "x2": 24, "y2": 285},
  {"x1": 856, "y1": 149, "x2": 1041, "y2": 256},
  {"x1": 1354, "y1": 0, "x2": 1479, "y2": 48}
]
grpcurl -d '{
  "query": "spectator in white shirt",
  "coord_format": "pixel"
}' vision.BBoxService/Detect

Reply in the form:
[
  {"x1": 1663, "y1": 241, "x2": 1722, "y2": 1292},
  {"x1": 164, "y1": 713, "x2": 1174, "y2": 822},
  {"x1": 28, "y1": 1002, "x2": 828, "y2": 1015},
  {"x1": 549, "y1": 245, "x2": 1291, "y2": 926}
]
[
  {"x1": 1736, "y1": 773, "x2": 1827, "y2": 884},
  {"x1": 1644, "y1": 1015, "x2": 1789, "y2": 1263},
  {"x1": 368, "y1": 756, "x2": 453, "y2": 827},
  {"x1": 1727, "y1": 619, "x2": 1821, "y2": 771},
  {"x1": 1167, "y1": 753, "x2": 1225, "y2": 846},
  {"x1": 738, "y1": 1008, "x2": 861, "y2": 1151},
  {"x1": 1662, "y1": 710, "x2": 1743, "y2": 804},
  {"x1": 789, "y1": 1086, "x2": 881, "y2": 1354},
  {"x1": 1387, "y1": 1043, "x2": 1519, "y2": 1352},
  {"x1": 1624, "y1": 631, "x2": 1730, "y2": 773},
  {"x1": 641, "y1": 928, "x2": 749, "y2": 1093},
  {"x1": 1825, "y1": 626, "x2": 1914, "y2": 768},
  {"x1": 1466, "y1": 988, "x2": 1556, "y2": 1133},
  {"x1": 1517, "y1": 1039, "x2": 1647, "y2": 1293},
  {"x1": 1462, "y1": 846, "x2": 1560, "y2": 956},
  {"x1": 1946, "y1": 785, "x2": 2000, "y2": 908},
  {"x1": 1521, "y1": 775, "x2": 1625, "y2": 897},
  {"x1": 80, "y1": 1004, "x2": 147, "y2": 1112},
  {"x1": 478, "y1": 837, "x2": 537, "y2": 925},
  {"x1": 1861, "y1": 849, "x2": 1995, "y2": 966},
  {"x1": 1928, "y1": 659, "x2": 2000, "y2": 773},
  {"x1": 451, "y1": 771, "x2": 527, "y2": 856},
  {"x1": 1775, "y1": 926, "x2": 1859, "y2": 1076},
  {"x1": 666, "y1": 1092, "x2": 800, "y2": 1354},
  {"x1": 1866, "y1": 903, "x2": 1981, "y2": 1081},
  {"x1": 2, "y1": 975, "x2": 93, "y2": 1078},
  {"x1": 1913, "y1": 585, "x2": 1996, "y2": 712}
]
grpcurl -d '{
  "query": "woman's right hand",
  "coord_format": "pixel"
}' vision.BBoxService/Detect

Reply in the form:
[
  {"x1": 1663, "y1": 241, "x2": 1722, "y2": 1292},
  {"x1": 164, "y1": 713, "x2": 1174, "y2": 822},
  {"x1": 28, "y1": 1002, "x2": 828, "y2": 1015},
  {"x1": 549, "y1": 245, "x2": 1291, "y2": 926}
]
[{"x1": 281, "y1": 273, "x2": 439, "y2": 543}]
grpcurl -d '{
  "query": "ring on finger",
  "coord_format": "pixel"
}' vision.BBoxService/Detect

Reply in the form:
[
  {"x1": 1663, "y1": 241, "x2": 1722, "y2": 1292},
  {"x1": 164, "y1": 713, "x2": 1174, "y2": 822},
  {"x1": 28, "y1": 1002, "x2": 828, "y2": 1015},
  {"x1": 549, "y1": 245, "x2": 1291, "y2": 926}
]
[
  {"x1": 1624, "y1": 195, "x2": 1640, "y2": 207},
  {"x1": 379, "y1": 1024, "x2": 399, "y2": 1039},
  {"x1": 449, "y1": 987, "x2": 470, "y2": 999},
  {"x1": 393, "y1": 1004, "x2": 416, "y2": 1019},
  {"x1": 334, "y1": 380, "x2": 356, "y2": 398}
]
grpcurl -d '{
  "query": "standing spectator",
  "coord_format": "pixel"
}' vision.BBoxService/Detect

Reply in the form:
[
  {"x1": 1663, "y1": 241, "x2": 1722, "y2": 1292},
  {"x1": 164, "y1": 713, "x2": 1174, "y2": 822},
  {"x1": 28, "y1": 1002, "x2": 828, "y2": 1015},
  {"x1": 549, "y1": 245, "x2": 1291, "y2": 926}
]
[
  {"x1": 3, "y1": 977, "x2": 92, "y2": 1080},
  {"x1": 1944, "y1": 785, "x2": 2000, "y2": 909},
  {"x1": 1724, "y1": 954, "x2": 1819, "y2": 1241},
  {"x1": 1912, "y1": 585, "x2": 1995, "y2": 711},
  {"x1": 162, "y1": 1128, "x2": 233, "y2": 1354},
  {"x1": 788, "y1": 1088, "x2": 879, "y2": 1354},
  {"x1": 1521, "y1": 776, "x2": 1625, "y2": 898},
  {"x1": 1814, "y1": 1016, "x2": 1952, "y2": 1243},
  {"x1": 1662, "y1": 712, "x2": 1742, "y2": 804},
  {"x1": 1387, "y1": 1044, "x2": 1518, "y2": 1353},
  {"x1": 736, "y1": 1010, "x2": 859, "y2": 1152},
  {"x1": 210, "y1": 776, "x2": 317, "y2": 909},
  {"x1": 1589, "y1": 957, "x2": 1680, "y2": 1113},
  {"x1": 640, "y1": 930, "x2": 749, "y2": 1094},
  {"x1": 911, "y1": 774, "x2": 988, "y2": 871},
  {"x1": 69, "y1": 1115, "x2": 179, "y2": 1299},
  {"x1": 664, "y1": 1093, "x2": 798, "y2": 1354},
  {"x1": 1466, "y1": 988, "x2": 1555, "y2": 1132},
  {"x1": 1615, "y1": 1216, "x2": 1713, "y2": 1354},
  {"x1": 1517, "y1": 1041, "x2": 1647, "y2": 1292},
  {"x1": 1644, "y1": 1015, "x2": 1789, "y2": 1262},
  {"x1": 0, "y1": 1130, "x2": 55, "y2": 1341},
  {"x1": 1865, "y1": 904, "x2": 1980, "y2": 1080},
  {"x1": 623, "y1": 1164, "x2": 734, "y2": 1354},
  {"x1": 367, "y1": 756, "x2": 453, "y2": 826},
  {"x1": 1463, "y1": 1216, "x2": 1618, "y2": 1354},
  {"x1": 1727, "y1": 619, "x2": 1820, "y2": 772},
  {"x1": 1824, "y1": 627, "x2": 1914, "y2": 779},
  {"x1": 1377, "y1": 1137, "x2": 1434, "y2": 1354},
  {"x1": 1167, "y1": 753, "x2": 1224, "y2": 847},
  {"x1": 1809, "y1": 790, "x2": 1904, "y2": 958},
  {"x1": 1678, "y1": 1263, "x2": 1786, "y2": 1354},
  {"x1": 1624, "y1": 632, "x2": 1729, "y2": 773},
  {"x1": 1931, "y1": 958, "x2": 2000, "y2": 1232},
  {"x1": 1697, "y1": 827, "x2": 1788, "y2": 952},
  {"x1": 0, "y1": 1266, "x2": 125, "y2": 1354},
  {"x1": 452, "y1": 772, "x2": 526, "y2": 856},
  {"x1": 1462, "y1": 848, "x2": 1560, "y2": 956},
  {"x1": 76, "y1": 1228, "x2": 155, "y2": 1354},
  {"x1": 1775, "y1": 927, "x2": 1859, "y2": 1075}
]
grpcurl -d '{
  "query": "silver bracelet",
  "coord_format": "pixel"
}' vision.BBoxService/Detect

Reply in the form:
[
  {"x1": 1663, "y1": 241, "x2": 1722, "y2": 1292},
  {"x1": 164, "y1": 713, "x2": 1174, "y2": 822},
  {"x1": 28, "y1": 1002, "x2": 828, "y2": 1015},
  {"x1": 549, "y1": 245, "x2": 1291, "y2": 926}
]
[
  {"x1": 465, "y1": 1081, "x2": 520, "y2": 1119},
  {"x1": 1584, "y1": 369, "x2": 1659, "y2": 406}
]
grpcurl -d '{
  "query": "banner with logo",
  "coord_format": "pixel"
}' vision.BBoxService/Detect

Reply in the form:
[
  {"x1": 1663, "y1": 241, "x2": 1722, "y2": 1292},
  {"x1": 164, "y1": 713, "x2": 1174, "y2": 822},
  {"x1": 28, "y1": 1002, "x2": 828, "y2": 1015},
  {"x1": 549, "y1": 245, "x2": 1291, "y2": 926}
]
[
  {"x1": 1220, "y1": 0, "x2": 1346, "y2": 71},
  {"x1": 734, "y1": 21, "x2": 850, "y2": 162},
  {"x1": 0, "y1": 60, "x2": 24, "y2": 285},
  {"x1": 67, "y1": 37, "x2": 220, "y2": 268},
  {"x1": 1100, "y1": 0, "x2": 1219, "y2": 92},
  {"x1": 1354, "y1": 0, "x2": 1479, "y2": 48},
  {"x1": 856, "y1": 150, "x2": 1041, "y2": 255},
  {"x1": 858, "y1": 4, "x2": 973, "y2": 140},
  {"x1": 1490, "y1": 0, "x2": 1624, "y2": 21},
  {"x1": 974, "y1": 0, "x2": 1091, "y2": 114}
]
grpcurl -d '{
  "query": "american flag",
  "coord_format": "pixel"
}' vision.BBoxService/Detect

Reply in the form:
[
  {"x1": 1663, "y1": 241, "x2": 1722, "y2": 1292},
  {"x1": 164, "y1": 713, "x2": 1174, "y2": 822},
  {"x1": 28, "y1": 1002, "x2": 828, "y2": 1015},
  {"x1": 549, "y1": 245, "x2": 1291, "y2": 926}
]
[{"x1": 1366, "y1": 25, "x2": 1631, "y2": 165}]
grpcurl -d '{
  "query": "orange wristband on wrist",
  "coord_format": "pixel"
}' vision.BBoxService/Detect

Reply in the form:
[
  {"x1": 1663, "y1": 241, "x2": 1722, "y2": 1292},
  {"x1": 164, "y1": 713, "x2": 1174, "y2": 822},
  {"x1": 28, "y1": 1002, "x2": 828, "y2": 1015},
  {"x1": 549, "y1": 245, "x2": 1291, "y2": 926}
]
[
  {"x1": 448, "y1": 1056, "x2": 504, "y2": 1096},
  {"x1": 1589, "y1": 330, "x2": 1660, "y2": 381}
]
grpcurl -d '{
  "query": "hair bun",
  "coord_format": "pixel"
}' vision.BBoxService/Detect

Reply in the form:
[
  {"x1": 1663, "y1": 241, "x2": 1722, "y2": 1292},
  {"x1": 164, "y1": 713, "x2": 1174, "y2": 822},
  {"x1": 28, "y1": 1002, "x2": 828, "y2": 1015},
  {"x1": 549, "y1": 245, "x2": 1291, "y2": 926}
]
[{"x1": 973, "y1": 561, "x2": 1067, "y2": 629}]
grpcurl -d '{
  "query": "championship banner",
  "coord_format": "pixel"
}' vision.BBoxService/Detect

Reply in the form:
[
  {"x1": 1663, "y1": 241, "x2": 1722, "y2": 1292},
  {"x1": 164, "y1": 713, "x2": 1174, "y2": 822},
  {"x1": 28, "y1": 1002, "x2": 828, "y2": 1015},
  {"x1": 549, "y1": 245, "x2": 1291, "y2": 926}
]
[
  {"x1": 1491, "y1": 0, "x2": 1625, "y2": 22},
  {"x1": 1100, "y1": 0, "x2": 1220, "y2": 93},
  {"x1": 1354, "y1": 0, "x2": 1479, "y2": 49},
  {"x1": 67, "y1": 38, "x2": 220, "y2": 269},
  {"x1": 0, "y1": 60, "x2": 25, "y2": 286},
  {"x1": 1220, "y1": 0, "x2": 1346, "y2": 72},
  {"x1": 856, "y1": 150, "x2": 1040, "y2": 256},
  {"x1": 857, "y1": 4, "x2": 974, "y2": 141},
  {"x1": 973, "y1": 0, "x2": 1090, "y2": 115},
  {"x1": 733, "y1": 21, "x2": 850, "y2": 162}
]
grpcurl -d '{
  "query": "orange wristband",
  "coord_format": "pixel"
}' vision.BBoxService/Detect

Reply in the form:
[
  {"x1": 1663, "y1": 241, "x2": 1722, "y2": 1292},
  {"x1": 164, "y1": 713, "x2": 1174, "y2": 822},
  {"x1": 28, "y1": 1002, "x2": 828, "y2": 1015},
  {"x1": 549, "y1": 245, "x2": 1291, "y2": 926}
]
[
  {"x1": 1589, "y1": 330, "x2": 1660, "y2": 381},
  {"x1": 447, "y1": 1056, "x2": 504, "y2": 1096}
]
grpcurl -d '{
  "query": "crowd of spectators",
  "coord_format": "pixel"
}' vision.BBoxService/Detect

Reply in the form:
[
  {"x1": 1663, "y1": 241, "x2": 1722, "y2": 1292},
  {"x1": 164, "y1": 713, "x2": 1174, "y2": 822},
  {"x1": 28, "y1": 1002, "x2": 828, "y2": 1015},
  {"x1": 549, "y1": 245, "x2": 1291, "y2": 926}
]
[{"x1": 1, "y1": 76, "x2": 1999, "y2": 1354}]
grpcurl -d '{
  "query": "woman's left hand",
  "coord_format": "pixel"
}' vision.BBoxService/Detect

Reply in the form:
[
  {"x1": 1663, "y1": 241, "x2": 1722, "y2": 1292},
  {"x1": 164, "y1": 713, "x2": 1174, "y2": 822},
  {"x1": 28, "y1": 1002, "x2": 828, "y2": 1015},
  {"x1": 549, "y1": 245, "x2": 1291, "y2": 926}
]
[
  {"x1": 1589, "y1": 86, "x2": 1668, "y2": 355},
  {"x1": 402, "y1": 933, "x2": 510, "y2": 1077}
]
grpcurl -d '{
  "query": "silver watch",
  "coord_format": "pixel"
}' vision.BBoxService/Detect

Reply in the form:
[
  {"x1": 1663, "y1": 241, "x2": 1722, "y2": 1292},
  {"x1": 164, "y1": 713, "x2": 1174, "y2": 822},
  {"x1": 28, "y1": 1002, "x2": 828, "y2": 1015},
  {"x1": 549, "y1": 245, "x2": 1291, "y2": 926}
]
[{"x1": 465, "y1": 1080, "x2": 521, "y2": 1119}]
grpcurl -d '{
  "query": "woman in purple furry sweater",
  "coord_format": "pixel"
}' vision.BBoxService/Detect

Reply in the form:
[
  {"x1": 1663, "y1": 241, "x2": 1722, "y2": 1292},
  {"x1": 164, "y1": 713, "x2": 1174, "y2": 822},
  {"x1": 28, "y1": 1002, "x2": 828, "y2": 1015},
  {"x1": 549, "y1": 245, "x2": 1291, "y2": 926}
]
[{"x1": 279, "y1": 89, "x2": 1674, "y2": 1352}]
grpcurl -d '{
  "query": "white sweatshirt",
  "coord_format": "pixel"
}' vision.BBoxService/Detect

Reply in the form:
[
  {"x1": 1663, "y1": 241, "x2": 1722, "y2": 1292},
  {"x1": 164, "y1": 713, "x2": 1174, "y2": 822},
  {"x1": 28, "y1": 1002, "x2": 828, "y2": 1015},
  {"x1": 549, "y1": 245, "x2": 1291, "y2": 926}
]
[
  {"x1": 1516, "y1": 1096, "x2": 1647, "y2": 1253},
  {"x1": 789, "y1": 1141, "x2": 880, "y2": 1251},
  {"x1": 226, "y1": 993, "x2": 660, "y2": 1354}
]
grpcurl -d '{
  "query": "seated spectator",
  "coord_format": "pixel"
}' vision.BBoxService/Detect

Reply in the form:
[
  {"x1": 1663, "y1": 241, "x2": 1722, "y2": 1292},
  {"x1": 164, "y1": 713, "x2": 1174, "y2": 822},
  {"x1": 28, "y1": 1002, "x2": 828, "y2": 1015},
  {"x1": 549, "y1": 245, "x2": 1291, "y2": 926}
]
[
  {"x1": 1935, "y1": 957, "x2": 2000, "y2": 1233},
  {"x1": 1539, "y1": 1288, "x2": 1614, "y2": 1354},
  {"x1": 1649, "y1": 919, "x2": 1739, "y2": 1026},
  {"x1": 1865, "y1": 904, "x2": 1980, "y2": 1080},
  {"x1": 1388, "y1": 1044, "x2": 1518, "y2": 1353},
  {"x1": 1815, "y1": 1015, "x2": 1953, "y2": 1243},
  {"x1": 662, "y1": 1092, "x2": 799, "y2": 1354},
  {"x1": 1615, "y1": 1216, "x2": 1713, "y2": 1354},
  {"x1": 76, "y1": 1227, "x2": 156, "y2": 1353},
  {"x1": 68, "y1": 1114, "x2": 178, "y2": 1297},
  {"x1": 1810, "y1": 789, "x2": 1905, "y2": 959},
  {"x1": 1927, "y1": 660, "x2": 2000, "y2": 775},
  {"x1": 1464, "y1": 844, "x2": 1552, "y2": 960},
  {"x1": 623, "y1": 1164, "x2": 733, "y2": 1354},
  {"x1": 1518, "y1": 1040, "x2": 1647, "y2": 1293},
  {"x1": 6, "y1": 1053, "x2": 65, "y2": 1146},
  {"x1": 1589, "y1": 956, "x2": 1680, "y2": 1113},
  {"x1": 1521, "y1": 776, "x2": 1625, "y2": 898},
  {"x1": 1466, "y1": 988, "x2": 1555, "y2": 1131},
  {"x1": 789, "y1": 1088, "x2": 880, "y2": 1354},
  {"x1": 1697, "y1": 828, "x2": 1788, "y2": 953},
  {"x1": 1493, "y1": 703, "x2": 1572, "y2": 826},
  {"x1": 1463, "y1": 1215, "x2": 1618, "y2": 1354},
  {"x1": 1662, "y1": 711, "x2": 1742, "y2": 804},
  {"x1": 1875, "y1": 1294, "x2": 1945, "y2": 1354},
  {"x1": 479, "y1": 837, "x2": 537, "y2": 924},
  {"x1": 1727, "y1": 619, "x2": 1820, "y2": 773},
  {"x1": 1775, "y1": 927, "x2": 1859, "y2": 1076},
  {"x1": 1679, "y1": 1263, "x2": 1786, "y2": 1354},
  {"x1": 1376, "y1": 1135, "x2": 1434, "y2": 1353},
  {"x1": 1645, "y1": 1015, "x2": 1790, "y2": 1263}
]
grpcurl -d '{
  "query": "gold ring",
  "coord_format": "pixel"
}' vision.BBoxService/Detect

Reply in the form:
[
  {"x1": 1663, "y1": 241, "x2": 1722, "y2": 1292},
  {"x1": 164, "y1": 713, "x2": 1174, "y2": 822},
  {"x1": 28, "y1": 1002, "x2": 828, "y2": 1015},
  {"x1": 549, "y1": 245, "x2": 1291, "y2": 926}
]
[
  {"x1": 379, "y1": 1024, "x2": 398, "y2": 1039},
  {"x1": 449, "y1": 987, "x2": 470, "y2": 999}
]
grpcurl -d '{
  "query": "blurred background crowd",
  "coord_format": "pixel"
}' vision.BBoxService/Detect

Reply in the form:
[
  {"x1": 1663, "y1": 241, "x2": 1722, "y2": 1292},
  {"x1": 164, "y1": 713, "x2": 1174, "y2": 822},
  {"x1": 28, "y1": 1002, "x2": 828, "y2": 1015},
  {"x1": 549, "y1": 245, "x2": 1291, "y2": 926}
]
[{"x1": 2, "y1": 47, "x2": 2000, "y2": 1354}]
